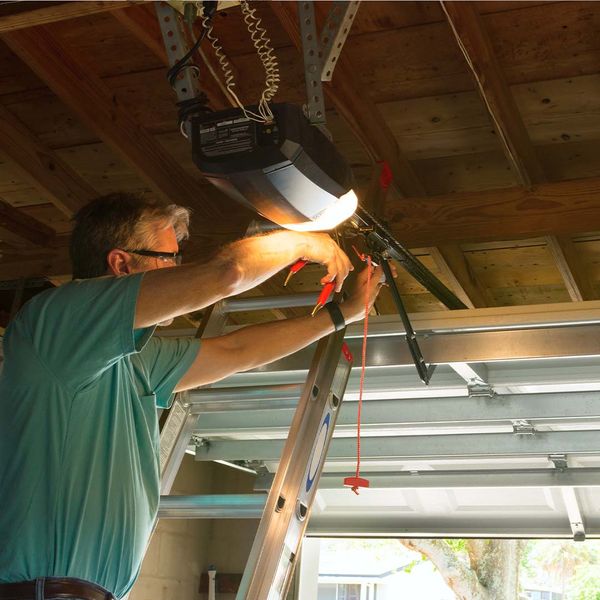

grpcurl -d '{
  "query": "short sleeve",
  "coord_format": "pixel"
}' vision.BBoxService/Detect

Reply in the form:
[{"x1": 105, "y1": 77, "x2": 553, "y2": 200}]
[
  {"x1": 17, "y1": 273, "x2": 153, "y2": 394},
  {"x1": 137, "y1": 336, "x2": 201, "y2": 408}
]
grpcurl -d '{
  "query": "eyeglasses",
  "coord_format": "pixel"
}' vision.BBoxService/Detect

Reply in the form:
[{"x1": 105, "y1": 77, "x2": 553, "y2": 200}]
[{"x1": 121, "y1": 249, "x2": 183, "y2": 266}]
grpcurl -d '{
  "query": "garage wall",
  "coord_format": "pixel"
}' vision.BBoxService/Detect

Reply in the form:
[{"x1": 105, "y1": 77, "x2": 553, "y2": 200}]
[{"x1": 129, "y1": 456, "x2": 259, "y2": 600}]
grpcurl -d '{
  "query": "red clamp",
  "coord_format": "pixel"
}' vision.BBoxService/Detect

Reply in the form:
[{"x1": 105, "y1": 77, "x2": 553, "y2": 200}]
[
  {"x1": 285, "y1": 259, "x2": 336, "y2": 317},
  {"x1": 311, "y1": 280, "x2": 336, "y2": 316},
  {"x1": 284, "y1": 259, "x2": 308, "y2": 287}
]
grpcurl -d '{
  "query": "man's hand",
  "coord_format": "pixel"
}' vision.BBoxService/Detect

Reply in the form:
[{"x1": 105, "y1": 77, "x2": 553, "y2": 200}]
[
  {"x1": 292, "y1": 232, "x2": 353, "y2": 292},
  {"x1": 341, "y1": 261, "x2": 395, "y2": 324},
  {"x1": 176, "y1": 258, "x2": 397, "y2": 390},
  {"x1": 136, "y1": 229, "x2": 354, "y2": 328}
]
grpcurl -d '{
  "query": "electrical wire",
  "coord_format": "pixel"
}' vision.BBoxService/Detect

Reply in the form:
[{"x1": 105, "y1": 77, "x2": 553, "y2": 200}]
[
  {"x1": 199, "y1": 11, "x2": 264, "y2": 122},
  {"x1": 166, "y1": 12, "x2": 210, "y2": 88},
  {"x1": 239, "y1": 0, "x2": 280, "y2": 122},
  {"x1": 198, "y1": 0, "x2": 279, "y2": 123},
  {"x1": 166, "y1": 2, "x2": 218, "y2": 134}
]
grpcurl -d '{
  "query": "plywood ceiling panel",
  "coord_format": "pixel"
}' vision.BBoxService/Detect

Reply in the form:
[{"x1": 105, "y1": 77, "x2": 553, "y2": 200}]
[
  {"x1": 0, "y1": 40, "x2": 46, "y2": 96},
  {"x1": 514, "y1": 74, "x2": 600, "y2": 145},
  {"x1": 1, "y1": 69, "x2": 179, "y2": 149},
  {"x1": 48, "y1": 12, "x2": 164, "y2": 77},
  {"x1": 20, "y1": 203, "x2": 72, "y2": 235},
  {"x1": 342, "y1": 2, "x2": 600, "y2": 103},
  {"x1": 378, "y1": 91, "x2": 495, "y2": 160},
  {"x1": 539, "y1": 140, "x2": 600, "y2": 182},
  {"x1": 411, "y1": 150, "x2": 517, "y2": 195},
  {"x1": 52, "y1": 143, "x2": 152, "y2": 197},
  {"x1": 346, "y1": 1, "x2": 446, "y2": 34}
]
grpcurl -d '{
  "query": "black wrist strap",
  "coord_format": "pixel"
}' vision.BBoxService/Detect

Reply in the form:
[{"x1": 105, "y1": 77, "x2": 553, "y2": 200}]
[{"x1": 324, "y1": 301, "x2": 346, "y2": 331}]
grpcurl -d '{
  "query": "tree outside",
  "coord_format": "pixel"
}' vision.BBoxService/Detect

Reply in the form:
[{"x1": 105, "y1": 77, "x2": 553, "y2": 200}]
[{"x1": 315, "y1": 538, "x2": 600, "y2": 599}]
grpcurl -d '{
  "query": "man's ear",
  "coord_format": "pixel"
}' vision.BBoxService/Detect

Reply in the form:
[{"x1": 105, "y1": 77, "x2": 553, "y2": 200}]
[{"x1": 106, "y1": 249, "x2": 133, "y2": 276}]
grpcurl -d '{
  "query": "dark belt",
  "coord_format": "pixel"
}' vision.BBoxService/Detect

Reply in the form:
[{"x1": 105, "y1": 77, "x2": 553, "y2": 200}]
[{"x1": 0, "y1": 578, "x2": 116, "y2": 600}]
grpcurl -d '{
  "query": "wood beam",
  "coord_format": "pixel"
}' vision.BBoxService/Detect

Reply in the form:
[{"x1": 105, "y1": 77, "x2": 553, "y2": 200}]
[
  {"x1": 441, "y1": 1, "x2": 546, "y2": 185},
  {"x1": 0, "y1": 200, "x2": 56, "y2": 247},
  {"x1": 428, "y1": 245, "x2": 488, "y2": 308},
  {"x1": 0, "y1": 1, "x2": 133, "y2": 33},
  {"x1": 2, "y1": 25, "x2": 221, "y2": 222},
  {"x1": 546, "y1": 235, "x2": 596, "y2": 302},
  {"x1": 112, "y1": 4, "x2": 166, "y2": 63},
  {"x1": 0, "y1": 104, "x2": 96, "y2": 217},
  {"x1": 441, "y1": 1, "x2": 592, "y2": 300},
  {"x1": 384, "y1": 177, "x2": 600, "y2": 248},
  {"x1": 267, "y1": 3, "x2": 496, "y2": 307},
  {"x1": 269, "y1": 1, "x2": 424, "y2": 197},
  {"x1": 112, "y1": 4, "x2": 232, "y2": 110},
  {"x1": 0, "y1": 245, "x2": 71, "y2": 281}
]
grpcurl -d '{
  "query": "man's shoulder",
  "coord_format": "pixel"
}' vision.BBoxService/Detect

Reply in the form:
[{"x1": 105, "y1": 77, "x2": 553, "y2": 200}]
[
  {"x1": 9, "y1": 277, "x2": 128, "y2": 332},
  {"x1": 24, "y1": 276, "x2": 135, "y2": 310}
]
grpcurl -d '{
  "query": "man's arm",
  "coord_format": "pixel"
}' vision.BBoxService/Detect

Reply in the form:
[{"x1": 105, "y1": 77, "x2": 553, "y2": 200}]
[
  {"x1": 174, "y1": 264, "x2": 384, "y2": 390},
  {"x1": 134, "y1": 231, "x2": 352, "y2": 328}
]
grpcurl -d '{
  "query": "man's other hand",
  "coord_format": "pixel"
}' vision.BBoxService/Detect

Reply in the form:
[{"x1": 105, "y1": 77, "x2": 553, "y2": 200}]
[
  {"x1": 341, "y1": 261, "x2": 397, "y2": 324},
  {"x1": 294, "y1": 232, "x2": 353, "y2": 292}
]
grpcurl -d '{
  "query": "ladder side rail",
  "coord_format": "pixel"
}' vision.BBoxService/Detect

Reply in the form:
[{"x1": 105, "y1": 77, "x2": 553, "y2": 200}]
[{"x1": 236, "y1": 329, "x2": 352, "y2": 600}]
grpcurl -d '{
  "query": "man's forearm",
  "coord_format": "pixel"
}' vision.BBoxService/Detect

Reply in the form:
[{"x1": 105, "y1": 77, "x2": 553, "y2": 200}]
[
  {"x1": 175, "y1": 307, "x2": 344, "y2": 390},
  {"x1": 135, "y1": 231, "x2": 308, "y2": 328},
  {"x1": 220, "y1": 230, "x2": 308, "y2": 293},
  {"x1": 220, "y1": 308, "x2": 340, "y2": 371}
]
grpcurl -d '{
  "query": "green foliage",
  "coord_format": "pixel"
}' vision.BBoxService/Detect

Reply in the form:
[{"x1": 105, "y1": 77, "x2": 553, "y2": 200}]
[
  {"x1": 444, "y1": 539, "x2": 467, "y2": 553},
  {"x1": 520, "y1": 540, "x2": 535, "y2": 577},
  {"x1": 520, "y1": 540, "x2": 600, "y2": 597},
  {"x1": 568, "y1": 564, "x2": 600, "y2": 600},
  {"x1": 402, "y1": 559, "x2": 421, "y2": 574}
]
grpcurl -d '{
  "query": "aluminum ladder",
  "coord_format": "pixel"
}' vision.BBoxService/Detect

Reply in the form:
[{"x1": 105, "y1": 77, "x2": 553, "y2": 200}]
[{"x1": 158, "y1": 292, "x2": 353, "y2": 600}]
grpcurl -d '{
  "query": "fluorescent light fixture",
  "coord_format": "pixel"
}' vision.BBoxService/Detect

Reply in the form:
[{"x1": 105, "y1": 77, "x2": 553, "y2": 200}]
[{"x1": 192, "y1": 103, "x2": 356, "y2": 231}]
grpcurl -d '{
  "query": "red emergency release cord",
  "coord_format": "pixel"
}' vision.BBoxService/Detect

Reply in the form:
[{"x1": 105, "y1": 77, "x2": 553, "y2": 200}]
[
  {"x1": 344, "y1": 159, "x2": 392, "y2": 494},
  {"x1": 344, "y1": 250, "x2": 372, "y2": 495}
]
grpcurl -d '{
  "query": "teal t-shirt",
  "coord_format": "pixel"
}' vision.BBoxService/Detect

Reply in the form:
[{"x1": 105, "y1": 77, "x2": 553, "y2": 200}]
[{"x1": 0, "y1": 273, "x2": 200, "y2": 598}]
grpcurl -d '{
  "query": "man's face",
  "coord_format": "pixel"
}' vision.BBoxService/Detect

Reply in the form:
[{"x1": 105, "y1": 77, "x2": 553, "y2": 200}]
[
  {"x1": 116, "y1": 224, "x2": 181, "y2": 327},
  {"x1": 144, "y1": 224, "x2": 179, "y2": 327},
  {"x1": 130, "y1": 225, "x2": 180, "y2": 273}
]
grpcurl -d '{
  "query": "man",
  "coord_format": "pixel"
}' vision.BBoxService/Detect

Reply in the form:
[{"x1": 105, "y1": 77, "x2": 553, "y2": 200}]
[{"x1": 0, "y1": 193, "x2": 385, "y2": 600}]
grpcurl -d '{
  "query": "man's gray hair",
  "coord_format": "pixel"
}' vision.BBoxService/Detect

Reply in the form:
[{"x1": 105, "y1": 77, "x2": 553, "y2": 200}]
[
  {"x1": 134, "y1": 203, "x2": 190, "y2": 248},
  {"x1": 70, "y1": 193, "x2": 191, "y2": 279}
]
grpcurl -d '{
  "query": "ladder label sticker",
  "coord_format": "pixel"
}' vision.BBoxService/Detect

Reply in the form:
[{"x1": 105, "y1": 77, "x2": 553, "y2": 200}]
[{"x1": 306, "y1": 412, "x2": 331, "y2": 493}]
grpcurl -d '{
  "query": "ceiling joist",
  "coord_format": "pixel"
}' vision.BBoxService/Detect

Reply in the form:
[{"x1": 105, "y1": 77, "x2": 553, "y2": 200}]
[
  {"x1": 441, "y1": 1, "x2": 595, "y2": 301},
  {"x1": 0, "y1": 103, "x2": 96, "y2": 217},
  {"x1": 2, "y1": 24, "x2": 222, "y2": 223},
  {"x1": 441, "y1": 1, "x2": 546, "y2": 186},
  {"x1": 269, "y1": 1, "x2": 424, "y2": 198},
  {"x1": 385, "y1": 176, "x2": 600, "y2": 248},
  {"x1": 0, "y1": 199, "x2": 56, "y2": 248},
  {"x1": 428, "y1": 245, "x2": 488, "y2": 309},
  {"x1": 270, "y1": 2, "x2": 490, "y2": 308},
  {"x1": 0, "y1": 1, "x2": 133, "y2": 34},
  {"x1": 112, "y1": 4, "x2": 233, "y2": 110}
]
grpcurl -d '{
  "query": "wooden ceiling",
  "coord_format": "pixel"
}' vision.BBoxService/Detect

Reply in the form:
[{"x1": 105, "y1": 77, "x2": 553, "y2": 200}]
[{"x1": 1, "y1": 0, "x2": 600, "y2": 326}]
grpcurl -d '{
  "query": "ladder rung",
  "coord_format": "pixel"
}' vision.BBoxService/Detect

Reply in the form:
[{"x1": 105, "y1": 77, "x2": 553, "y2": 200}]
[
  {"x1": 159, "y1": 494, "x2": 266, "y2": 519},
  {"x1": 187, "y1": 384, "x2": 303, "y2": 413},
  {"x1": 221, "y1": 293, "x2": 318, "y2": 313}
]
